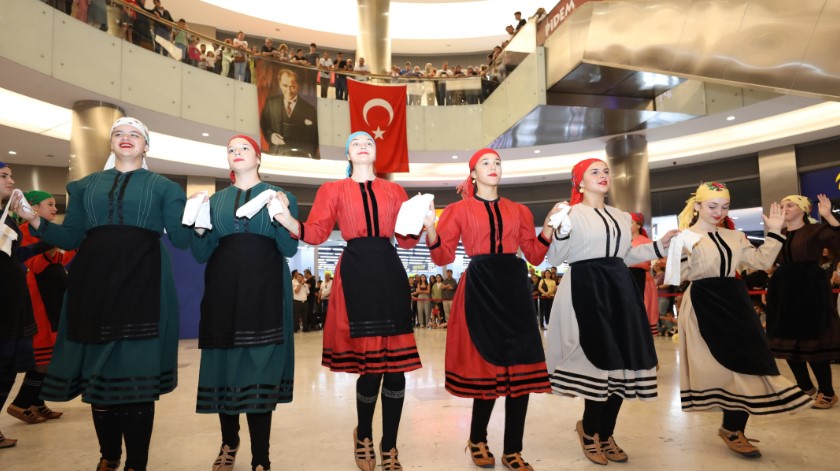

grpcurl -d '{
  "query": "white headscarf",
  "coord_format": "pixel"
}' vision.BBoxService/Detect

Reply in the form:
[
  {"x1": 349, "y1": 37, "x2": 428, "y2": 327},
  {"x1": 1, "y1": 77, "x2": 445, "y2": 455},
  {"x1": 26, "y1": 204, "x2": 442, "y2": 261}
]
[{"x1": 104, "y1": 117, "x2": 150, "y2": 170}]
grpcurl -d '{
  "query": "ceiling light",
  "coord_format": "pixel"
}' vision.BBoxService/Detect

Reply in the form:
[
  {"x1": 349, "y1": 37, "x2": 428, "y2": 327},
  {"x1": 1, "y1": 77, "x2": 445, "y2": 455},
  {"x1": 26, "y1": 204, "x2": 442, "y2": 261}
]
[
  {"x1": 201, "y1": 132, "x2": 210, "y2": 137},
  {"x1": 726, "y1": 116, "x2": 735, "y2": 121},
  {"x1": 730, "y1": 216, "x2": 738, "y2": 219},
  {"x1": 8, "y1": 150, "x2": 16, "y2": 155},
  {"x1": 533, "y1": 150, "x2": 540, "y2": 154},
  {"x1": 451, "y1": 155, "x2": 458, "y2": 159}
]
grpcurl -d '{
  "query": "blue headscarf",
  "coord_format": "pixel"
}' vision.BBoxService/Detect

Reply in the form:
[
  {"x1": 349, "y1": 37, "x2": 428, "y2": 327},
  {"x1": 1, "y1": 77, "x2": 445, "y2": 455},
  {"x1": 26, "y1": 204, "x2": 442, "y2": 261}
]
[
  {"x1": 0, "y1": 161, "x2": 7, "y2": 169},
  {"x1": 345, "y1": 131, "x2": 375, "y2": 178}
]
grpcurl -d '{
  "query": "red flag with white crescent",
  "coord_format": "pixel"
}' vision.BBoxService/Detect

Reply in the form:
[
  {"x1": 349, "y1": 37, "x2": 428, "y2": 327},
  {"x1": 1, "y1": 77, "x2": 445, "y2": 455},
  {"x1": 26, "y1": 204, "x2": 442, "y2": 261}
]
[{"x1": 348, "y1": 79, "x2": 409, "y2": 173}]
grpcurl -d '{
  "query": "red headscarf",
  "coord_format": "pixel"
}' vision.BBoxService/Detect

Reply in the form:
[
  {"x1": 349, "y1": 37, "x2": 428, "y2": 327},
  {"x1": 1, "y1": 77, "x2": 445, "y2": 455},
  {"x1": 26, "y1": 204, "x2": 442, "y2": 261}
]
[
  {"x1": 227, "y1": 134, "x2": 262, "y2": 183},
  {"x1": 570, "y1": 158, "x2": 605, "y2": 206},
  {"x1": 630, "y1": 212, "x2": 649, "y2": 238},
  {"x1": 456, "y1": 148, "x2": 501, "y2": 199}
]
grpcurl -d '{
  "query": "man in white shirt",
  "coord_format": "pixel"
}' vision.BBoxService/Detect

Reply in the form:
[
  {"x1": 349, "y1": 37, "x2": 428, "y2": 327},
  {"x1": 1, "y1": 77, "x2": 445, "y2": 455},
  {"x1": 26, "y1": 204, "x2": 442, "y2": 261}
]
[
  {"x1": 292, "y1": 272, "x2": 309, "y2": 332},
  {"x1": 320, "y1": 272, "x2": 333, "y2": 321},
  {"x1": 318, "y1": 51, "x2": 334, "y2": 98}
]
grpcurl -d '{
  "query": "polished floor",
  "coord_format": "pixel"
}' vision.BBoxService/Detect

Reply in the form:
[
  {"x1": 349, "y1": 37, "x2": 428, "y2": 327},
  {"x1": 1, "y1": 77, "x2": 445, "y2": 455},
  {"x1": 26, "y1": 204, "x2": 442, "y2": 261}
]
[{"x1": 1, "y1": 329, "x2": 838, "y2": 470}]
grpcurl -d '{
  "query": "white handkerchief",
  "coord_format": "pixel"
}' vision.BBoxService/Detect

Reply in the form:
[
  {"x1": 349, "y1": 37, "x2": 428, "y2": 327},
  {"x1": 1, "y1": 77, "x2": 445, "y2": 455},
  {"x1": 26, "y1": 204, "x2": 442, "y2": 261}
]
[
  {"x1": 195, "y1": 200, "x2": 212, "y2": 230},
  {"x1": 10, "y1": 189, "x2": 34, "y2": 215},
  {"x1": 235, "y1": 189, "x2": 277, "y2": 219},
  {"x1": 547, "y1": 204, "x2": 570, "y2": 229},
  {"x1": 267, "y1": 197, "x2": 285, "y2": 219},
  {"x1": 664, "y1": 230, "x2": 704, "y2": 286},
  {"x1": 182, "y1": 192, "x2": 207, "y2": 226},
  {"x1": 0, "y1": 196, "x2": 20, "y2": 257},
  {"x1": 395, "y1": 193, "x2": 435, "y2": 236}
]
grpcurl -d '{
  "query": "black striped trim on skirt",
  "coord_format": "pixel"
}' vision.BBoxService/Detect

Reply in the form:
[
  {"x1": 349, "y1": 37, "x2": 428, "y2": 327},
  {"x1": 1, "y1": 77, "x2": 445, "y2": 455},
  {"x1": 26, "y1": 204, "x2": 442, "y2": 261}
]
[
  {"x1": 40, "y1": 370, "x2": 176, "y2": 403},
  {"x1": 196, "y1": 380, "x2": 294, "y2": 413},
  {"x1": 681, "y1": 385, "x2": 812, "y2": 414},
  {"x1": 550, "y1": 369, "x2": 658, "y2": 400},
  {"x1": 322, "y1": 346, "x2": 421, "y2": 374}
]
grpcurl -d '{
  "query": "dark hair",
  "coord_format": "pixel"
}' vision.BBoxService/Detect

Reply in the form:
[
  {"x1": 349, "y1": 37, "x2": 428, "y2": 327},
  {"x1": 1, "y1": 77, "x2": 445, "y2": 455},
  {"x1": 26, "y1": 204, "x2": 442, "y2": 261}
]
[
  {"x1": 803, "y1": 213, "x2": 811, "y2": 224},
  {"x1": 310, "y1": 43, "x2": 317, "y2": 47}
]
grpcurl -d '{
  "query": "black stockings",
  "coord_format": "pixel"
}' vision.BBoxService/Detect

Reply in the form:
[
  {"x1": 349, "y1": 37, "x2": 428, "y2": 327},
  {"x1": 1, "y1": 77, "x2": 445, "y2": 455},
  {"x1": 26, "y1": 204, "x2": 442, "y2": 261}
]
[
  {"x1": 91, "y1": 402, "x2": 155, "y2": 471},
  {"x1": 582, "y1": 395, "x2": 624, "y2": 440},
  {"x1": 469, "y1": 395, "x2": 530, "y2": 454},
  {"x1": 356, "y1": 372, "x2": 406, "y2": 450},
  {"x1": 219, "y1": 412, "x2": 273, "y2": 470},
  {"x1": 787, "y1": 360, "x2": 835, "y2": 396}
]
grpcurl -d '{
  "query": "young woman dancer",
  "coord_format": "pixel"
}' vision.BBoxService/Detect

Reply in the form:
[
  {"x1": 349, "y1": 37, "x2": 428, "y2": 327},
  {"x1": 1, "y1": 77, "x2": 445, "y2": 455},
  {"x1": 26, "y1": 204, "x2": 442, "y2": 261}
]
[
  {"x1": 676, "y1": 183, "x2": 811, "y2": 458},
  {"x1": 190, "y1": 135, "x2": 298, "y2": 471},
  {"x1": 546, "y1": 158, "x2": 676, "y2": 465},
  {"x1": 628, "y1": 212, "x2": 659, "y2": 335},
  {"x1": 12, "y1": 118, "x2": 191, "y2": 471},
  {"x1": 274, "y1": 132, "x2": 421, "y2": 471},
  {"x1": 7, "y1": 191, "x2": 73, "y2": 424},
  {"x1": 765, "y1": 194, "x2": 840, "y2": 408},
  {"x1": 424, "y1": 148, "x2": 561, "y2": 471}
]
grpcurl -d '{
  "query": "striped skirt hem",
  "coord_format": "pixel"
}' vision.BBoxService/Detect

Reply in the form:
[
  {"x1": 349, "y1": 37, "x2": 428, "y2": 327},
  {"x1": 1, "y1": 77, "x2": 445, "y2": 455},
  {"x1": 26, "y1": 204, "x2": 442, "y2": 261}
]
[
  {"x1": 41, "y1": 370, "x2": 177, "y2": 403},
  {"x1": 681, "y1": 385, "x2": 813, "y2": 414},
  {"x1": 444, "y1": 367, "x2": 550, "y2": 399},
  {"x1": 322, "y1": 346, "x2": 422, "y2": 374},
  {"x1": 197, "y1": 380, "x2": 294, "y2": 413},
  {"x1": 549, "y1": 368, "x2": 658, "y2": 401}
]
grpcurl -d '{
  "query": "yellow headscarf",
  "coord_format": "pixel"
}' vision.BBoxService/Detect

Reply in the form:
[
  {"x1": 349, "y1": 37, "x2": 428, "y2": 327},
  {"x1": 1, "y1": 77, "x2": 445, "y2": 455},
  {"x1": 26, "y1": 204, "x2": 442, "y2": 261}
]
[
  {"x1": 781, "y1": 194, "x2": 811, "y2": 214},
  {"x1": 677, "y1": 182, "x2": 731, "y2": 229}
]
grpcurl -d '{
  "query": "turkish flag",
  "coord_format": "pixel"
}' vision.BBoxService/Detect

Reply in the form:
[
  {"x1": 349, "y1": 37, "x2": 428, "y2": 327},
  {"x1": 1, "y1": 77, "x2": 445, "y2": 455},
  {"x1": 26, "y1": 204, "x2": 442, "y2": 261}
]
[{"x1": 348, "y1": 79, "x2": 409, "y2": 173}]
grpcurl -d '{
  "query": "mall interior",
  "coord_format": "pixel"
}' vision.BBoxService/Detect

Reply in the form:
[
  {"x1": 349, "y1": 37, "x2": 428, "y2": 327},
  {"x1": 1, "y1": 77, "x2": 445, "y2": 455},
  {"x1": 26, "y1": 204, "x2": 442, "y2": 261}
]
[{"x1": 1, "y1": 0, "x2": 840, "y2": 469}]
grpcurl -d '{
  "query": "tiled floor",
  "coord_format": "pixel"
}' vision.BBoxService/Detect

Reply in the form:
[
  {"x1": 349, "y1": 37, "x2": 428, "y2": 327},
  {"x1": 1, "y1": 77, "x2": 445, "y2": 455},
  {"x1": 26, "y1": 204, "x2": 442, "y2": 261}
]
[{"x1": 1, "y1": 329, "x2": 837, "y2": 470}]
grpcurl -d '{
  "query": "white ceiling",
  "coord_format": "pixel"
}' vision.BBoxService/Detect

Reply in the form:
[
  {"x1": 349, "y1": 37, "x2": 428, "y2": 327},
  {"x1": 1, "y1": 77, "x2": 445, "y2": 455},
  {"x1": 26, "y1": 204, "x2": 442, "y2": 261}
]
[{"x1": 161, "y1": 0, "x2": 546, "y2": 54}]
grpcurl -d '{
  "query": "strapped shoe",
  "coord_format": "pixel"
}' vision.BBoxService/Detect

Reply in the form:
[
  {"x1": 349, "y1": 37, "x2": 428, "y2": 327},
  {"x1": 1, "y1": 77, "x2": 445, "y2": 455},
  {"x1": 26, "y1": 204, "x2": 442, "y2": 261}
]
[
  {"x1": 353, "y1": 427, "x2": 376, "y2": 471},
  {"x1": 812, "y1": 393, "x2": 838, "y2": 409},
  {"x1": 600, "y1": 436, "x2": 628, "y2": 462},
  {"x1": 718, "y1": 428, "x2": 761, "y2": 458},
  {"x1": 380, "y1": 443, "x2": 403, "y2": 471},
  {"x1": 6, "y1": 405, "x2": 46, "y2": 424},
  {"x1": 0, "y1": 431, "x2": 17, "y2": 449},
  {"x1": 575, "y1": 421, "x2": 607, "y2": 465},
  {"x1": 95, "y1": 458, "x2": 121, "y2": 471},
  {"x1": 35, "y1": 405, "x2": 63, "y2": 420},
  {"x1": 212, "y1": 443, "x2": 238, "y2": 471},
  {"x1": 465, "y1": 440, "x2": 495, "y2": 468},
  {"x1": 501, "y1": 452, "x2": 534, "y2": 471}
]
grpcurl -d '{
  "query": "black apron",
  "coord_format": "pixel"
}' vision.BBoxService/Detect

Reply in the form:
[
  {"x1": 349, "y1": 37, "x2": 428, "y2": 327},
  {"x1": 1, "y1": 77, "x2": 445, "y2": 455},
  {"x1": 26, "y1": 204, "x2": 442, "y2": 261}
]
[
  {"x1": 629, "y1": 267, "x2": 647, "y2": 298},
  {"x1": 66, "y1": 225, "x2": 161, "y2": 343},
  {"x1": 766, "y1": 262, "x2": 834, "y2": 340},
  {"x1": 34, "y1": 254, "x2": 69, "y2": 332},
  {"x1": 690, "y1": 277, "x2": 779, "y2": 375},
  {"x1": 463, "y1": 254, "x2": 545, "y2": 366},
  {"x1": 340, "y1": 237, "x2": 413, "y2": 338},
  {"x1": 0, "y1": 252, "x2": 36, "y2": 340},
  {"x1": 570, "y1": 257, "x2": 657, "y2": 371},
  {"x1": 199, "y1": 233, "x2": 286, "y2": 349}
]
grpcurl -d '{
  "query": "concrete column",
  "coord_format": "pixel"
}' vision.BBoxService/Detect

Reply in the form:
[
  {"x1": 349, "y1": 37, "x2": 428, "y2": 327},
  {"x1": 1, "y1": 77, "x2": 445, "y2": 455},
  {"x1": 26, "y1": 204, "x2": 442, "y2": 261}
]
[
  {"x1": 186, "y1": 175, "x2": 217, "y2": 197},
  {"x1": 757, "y1": 146, "x2": 799, "y2": 211},
  {"x1": 356, "y1": 0, "x2": 391, "y2": 75},
  {"x1": 605, "y1": 134, "x2": 651, "y2": 226},
  {"x1": 68, "y1": 101, "x2": 124, "y2": 182}
]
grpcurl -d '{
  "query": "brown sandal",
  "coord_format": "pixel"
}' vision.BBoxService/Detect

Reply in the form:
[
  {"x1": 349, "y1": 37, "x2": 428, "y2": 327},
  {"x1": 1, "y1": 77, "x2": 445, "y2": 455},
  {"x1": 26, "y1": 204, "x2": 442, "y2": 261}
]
[
  {"x1": 353, "y1": 427, "x2": 376, "y2": 471},
  {"x1": 35, "y1": 405, "x2": 63, "y2": 420},
  {"x1": 600, "y1": 436, "x2": 628, "y2": 462},
  {"x1": 212, "y1": 443, "x2": 238, "y2": 471},
  {"x1": 95, "y1": 458, "x2": 121, "y2": 471},
  {"x1": 380, "y1": 443, "x2": 403, "y2": 471},
  {"x1": 812, "y1": 393, "x2": 838, "y2": 409},
  {"x1": 0, "y1": 431, "x2": 17, "y2": 449},
  {"x1": 501, "y1": 452, "x2": 534, "y2": 471},
  {"x1": 6, "y1": 405, "x2": 46, "y2": 424},
  {"x1": 465, "y1": 440, "x2": 495, "y2": 468},
  {"x1": 718, "y1": 428, "x2": 761, "y2": 458},
  {"x1": 575, "y1": 421, "x2": 607, "y2": 465}
]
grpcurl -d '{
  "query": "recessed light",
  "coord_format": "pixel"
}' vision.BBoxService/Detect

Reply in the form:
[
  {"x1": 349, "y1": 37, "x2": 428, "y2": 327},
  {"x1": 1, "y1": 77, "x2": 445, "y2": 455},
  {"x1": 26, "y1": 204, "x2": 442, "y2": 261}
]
[
  {"x1": 726, "y1": 116, "x2": 735, "y2": 121},
  {"x1": 451, "y1": 155, "x2": 458, "y2": 159},
  {"x1": 730, "y1": 216, "x2": 738, "y2": 220},
  {"x1": 8, "y1": 150, "x2": 16, "y2": 155},
  {"x1": 533, "y1": 149, "x2": 541, "y2": 154},
  {"x1": 201, "y1": 132, "x2": 210, "y2": 137},
  {"x1": 291, "y1": 148, "x2": 299, "y2": 152}
]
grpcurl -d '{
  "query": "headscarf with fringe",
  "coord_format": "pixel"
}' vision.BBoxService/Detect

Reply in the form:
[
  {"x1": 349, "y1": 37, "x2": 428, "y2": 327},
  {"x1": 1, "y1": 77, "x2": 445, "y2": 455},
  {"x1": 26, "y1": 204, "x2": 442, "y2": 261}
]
[
  {"x1": 677, "y1": 182, "x2": 731, "y2": 229},
  {"x1": 455, "y1": 148, "x2": 500, "y2": 199}
]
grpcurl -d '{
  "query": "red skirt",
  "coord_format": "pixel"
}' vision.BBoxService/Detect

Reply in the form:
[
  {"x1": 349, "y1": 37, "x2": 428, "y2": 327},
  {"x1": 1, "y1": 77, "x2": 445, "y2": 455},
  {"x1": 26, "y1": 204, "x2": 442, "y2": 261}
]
[
  {"x1": 444, "y1": 270, "x2": 550, "y2": 399},
  {"x1": 643, "y1": 272, "x2": 659, "y2": 335},
  {"x1": 321, "y1": 256, "x2": 422, "y2": 374},
  {"x1": 27, "y1": 271, "x2": 57, "y2": 366}
]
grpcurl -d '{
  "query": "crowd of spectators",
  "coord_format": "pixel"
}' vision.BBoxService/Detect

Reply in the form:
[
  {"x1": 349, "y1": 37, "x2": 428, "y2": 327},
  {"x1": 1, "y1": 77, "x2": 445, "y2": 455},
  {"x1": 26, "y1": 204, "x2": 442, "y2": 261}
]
[{"x1": 42, "y1": 1, "x2": 550, "y2": 105}]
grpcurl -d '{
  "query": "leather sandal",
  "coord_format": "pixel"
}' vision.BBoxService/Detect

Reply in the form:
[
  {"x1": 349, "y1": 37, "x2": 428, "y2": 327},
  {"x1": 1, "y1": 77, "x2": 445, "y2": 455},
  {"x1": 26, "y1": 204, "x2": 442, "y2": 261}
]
[
  {"x1": 212, "y1": 443, "x2": 238, "y2": 471},
  {"x1": 353, "y1": 427, "x2": 376, "y2": 471},
  {"x1": 600, "y1": 436, "x2": 628, "y2": 462},
  {"x1": 0, "y1": 431, "x2": 17, "y2": 449},
  {"x1": 35, "y1": 405, "x2": 63, "y2": 420},
  {"x1": 380, "y1": 442, "x2": 403, "y2": 471},
  {"x1": 812, "y1": 393, "x2": 838, "y2": 409},
  {"x1": 575, "y1": 421, "x2": 607, "y2": 465},
  {"x1": 717, "y1": 428, "x2": 761, "y2": 458},
  {"x1": 6, "y1": 404, "x2": 47, "y2": 424},
  {"x1": 95, "y1": 458, "x2": 121, "y2": 471},
  {"x1": 465, "y1": 440, "x2": 495, "y2": 468},
  {"x1": 501, "y1": 452, "x2": 534, "y2": 471}
]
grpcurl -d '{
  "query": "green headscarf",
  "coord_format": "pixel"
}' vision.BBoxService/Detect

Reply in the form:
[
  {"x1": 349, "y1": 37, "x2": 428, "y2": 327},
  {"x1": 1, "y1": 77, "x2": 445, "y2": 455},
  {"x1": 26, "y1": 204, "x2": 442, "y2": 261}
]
[{"x1": 24, "y1": 190, "x2": 53, "y2": 205}]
